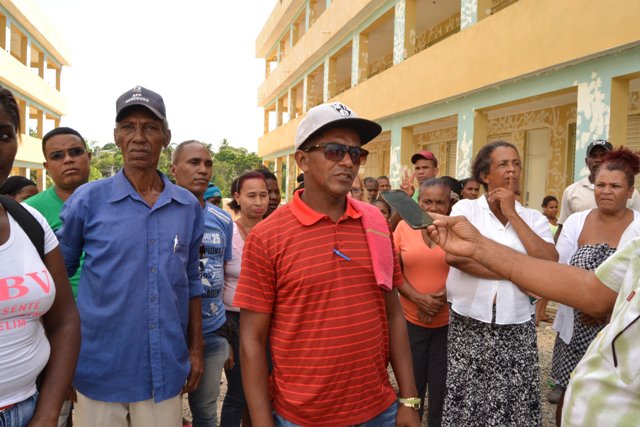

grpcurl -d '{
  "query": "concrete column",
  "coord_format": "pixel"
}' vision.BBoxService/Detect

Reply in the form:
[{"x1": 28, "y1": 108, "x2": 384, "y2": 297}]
[
  {"x1": 609, "y1": 77, "x2": 629, "y2": 148},
  {"x1": 25, "y1": 38, "x2": 31, "y2": 68},
  {"x1": 36, "y1": 109, "x2": 44, "y2": 138},
  {"x1": 357, "y1": 33, "x2": 368, "y2": 83},
  {"x1": 0, "y1": 16, "x2": 7, "y2": 51},
  {"x1": 389, "y1": 124, "x2": 416, "y2": 187},
  {"x1": 461, "y1": 0, "x2": 492, "y2": 30},
  {"x1": 393, "y1": 0, "x2": 416, "y2": 65},
  {"x1": 302, "y1": 75, "x2": 309, "y2": 113},
  {"x1": 39, "y1": 53, "x2": 46, "y2": 78},
  {"x1": 3, "y1": 17, "x2": 10, "y2": 53},
  {"x1": 20, "y1": 34, "x2": 28, "y2": 65},
  {"x1": 18, "y1": 100, "x2": 27, "y2": 137},
  {"x1": 305, "y1": 73, "x2": 315, "y2": 111},
  {"x1": 575, "y1": 72, "x2": 616, "y2": 180},
  {"x1": 276, "y1": 97, "x2": 284, "y2": 126},
  {"x1": 289, "y1": 24, "x2": 295, "y2": 48},
  {"x1": 305, "y1": 0, "x2": 311, "y2": 30},
  {"x1": 39, "y1": 169, "x2": 47, "y2": 190},
  {"x1": 351, "y1": 34, "x2": 359, "y2": 87},
  {"x1": 324, "y1": 56, "x2": 336, "y2": 101},
  {"x1": 455, "y1": 107, "x2": 487, "y2": 179},
  {"x1": 56, "y1": 67, "x2": 62, "y2": 91},
  {"x1": 263, "y1": 109, "x2": 270, "y2": 135},
  {"x1": 288, "y1": 88, "x2": 296, "y2": 120}
]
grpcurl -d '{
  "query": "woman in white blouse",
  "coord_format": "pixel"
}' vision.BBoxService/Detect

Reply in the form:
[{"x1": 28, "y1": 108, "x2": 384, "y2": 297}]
[
  {"x1": 443, "y1": 141, "x2": 558, "y2": 427},
  {"x1": 549, "y1": 148, "x2": 640, "y2": 421}
]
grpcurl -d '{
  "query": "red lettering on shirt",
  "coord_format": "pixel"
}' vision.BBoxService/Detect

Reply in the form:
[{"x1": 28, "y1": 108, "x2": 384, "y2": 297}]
[
  {"x1": 25, "y1": 271, "x2": 51, "y2": 294},
  {"x1": 0, "y1": 277, "x2": 28, "y2": 301}
]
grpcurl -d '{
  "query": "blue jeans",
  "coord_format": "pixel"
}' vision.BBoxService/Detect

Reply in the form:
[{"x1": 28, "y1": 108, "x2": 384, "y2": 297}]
[
  {"x1": 0, "y1": 392, "x2": 38, "y2": 427},
  {"x1": 273, "y1": 402, "x2": 397, "y2": 427},
  {"x1": 188, "y1": 332, "x2": 230, "y2": 427}
]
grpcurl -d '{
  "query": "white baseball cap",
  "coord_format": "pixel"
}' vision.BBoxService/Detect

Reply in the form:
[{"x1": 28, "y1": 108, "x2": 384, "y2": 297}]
[{"x1": 294, "y1": 102, "x2": 382, "y2": 150}]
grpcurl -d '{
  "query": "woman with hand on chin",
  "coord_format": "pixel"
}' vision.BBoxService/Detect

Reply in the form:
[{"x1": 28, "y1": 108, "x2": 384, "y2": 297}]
[
  {"x1": 442, "y1": 141, "x2": 557, "y2": 427},
  {"x1": 221, "y1": 171, "x2": 269, "y2": 427}
]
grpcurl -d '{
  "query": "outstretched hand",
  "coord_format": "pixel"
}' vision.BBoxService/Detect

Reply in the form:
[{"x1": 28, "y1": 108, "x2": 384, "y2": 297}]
[{"x1": 426, "y1": 214, "x2": 482, "y2": 258}]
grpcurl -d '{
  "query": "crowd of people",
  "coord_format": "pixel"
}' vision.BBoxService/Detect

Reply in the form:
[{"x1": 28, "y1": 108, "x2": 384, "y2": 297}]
[{"x1": 1, "y1": 82, "x2": 639, "y2": 427}]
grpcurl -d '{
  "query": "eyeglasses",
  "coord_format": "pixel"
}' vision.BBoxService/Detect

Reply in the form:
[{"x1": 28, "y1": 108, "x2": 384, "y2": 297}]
[
  {"x1": 48, "y1": 147, "x2": 87, "y2": 161},
  {"x1": 303, "y1": 142, "x2": 368, "y2": 165},
  {"x1": 350, "y1": 188, "x2": 363, "y2": 196}
]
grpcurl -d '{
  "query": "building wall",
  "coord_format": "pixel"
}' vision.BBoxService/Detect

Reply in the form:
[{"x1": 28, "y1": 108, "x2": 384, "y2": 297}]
[
  {"x1": 0, "y1": 0, "x2": 70, "y2": 189},
  {"x1": 257, "y1": 0, "x2": 640, "y2": 206}
]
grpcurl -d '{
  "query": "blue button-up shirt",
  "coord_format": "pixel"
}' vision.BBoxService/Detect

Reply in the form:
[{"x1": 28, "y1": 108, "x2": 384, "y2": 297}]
[{"x1": 58, "y1": 170, "x2": 204, "y2": 403}]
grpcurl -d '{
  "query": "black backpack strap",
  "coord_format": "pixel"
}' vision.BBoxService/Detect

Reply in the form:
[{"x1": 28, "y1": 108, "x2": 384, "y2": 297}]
[{"x1": 0, "y1": 194, "x2": 45, "y2": 260}]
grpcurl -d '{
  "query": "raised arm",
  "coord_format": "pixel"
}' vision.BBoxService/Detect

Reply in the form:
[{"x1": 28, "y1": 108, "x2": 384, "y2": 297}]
[{"x1": 428, "y1": 215, "x2": 616, "y2": 317}]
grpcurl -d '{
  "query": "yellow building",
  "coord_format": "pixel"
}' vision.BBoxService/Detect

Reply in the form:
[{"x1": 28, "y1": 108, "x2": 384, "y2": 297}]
[
  {"x1": 1, "y1": 0, "x2": 70, "y2": 189},
  {"x1": 256, "y1": 0, "x2": 640, "y2": 209}
]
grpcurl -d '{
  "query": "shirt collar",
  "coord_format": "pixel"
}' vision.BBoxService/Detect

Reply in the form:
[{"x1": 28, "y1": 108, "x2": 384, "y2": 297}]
[
  {"x1": 108, "y1": 169, "x2": 193, "y2": 206},
  {"x1": 479, "y1": 193, "x2": 525, "y2": 214},
  {"x1": 289, "y1": 189, "x2": 362, "y2": 226}
]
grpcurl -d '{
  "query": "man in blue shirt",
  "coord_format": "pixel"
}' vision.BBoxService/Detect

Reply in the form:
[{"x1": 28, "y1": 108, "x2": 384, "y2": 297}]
[
  {"x1": 171, "y1": 140, "x2": 233, "y2": 427},
  {"x1": 58, "y1": 86, "x2": 204, "y2": 427}
]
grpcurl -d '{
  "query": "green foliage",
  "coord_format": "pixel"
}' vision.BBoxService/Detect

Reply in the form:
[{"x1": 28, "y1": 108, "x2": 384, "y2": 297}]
[
  {"x1": 212, "y1": 139, "x2": 263, "y2": 197},
  {"x1": 89, "y1": 138, "x2": 262, "y2": 196}
]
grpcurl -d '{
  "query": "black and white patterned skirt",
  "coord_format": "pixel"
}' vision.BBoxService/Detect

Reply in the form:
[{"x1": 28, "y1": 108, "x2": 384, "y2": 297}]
[
  {"x1": 550, "y1": 243, "x2": 614, "y2": 387},
  {"x1": 442, "y1": 308, "x2": 541, "y2": 427}
]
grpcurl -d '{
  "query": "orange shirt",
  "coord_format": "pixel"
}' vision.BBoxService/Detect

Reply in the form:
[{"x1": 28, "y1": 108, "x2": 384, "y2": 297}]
[
  {"x1": 234, "y1": 191, "x2": 401, "y2": 426},
  {"x1": 393, "y1": 220, "x2": 450, "y2": 328}
]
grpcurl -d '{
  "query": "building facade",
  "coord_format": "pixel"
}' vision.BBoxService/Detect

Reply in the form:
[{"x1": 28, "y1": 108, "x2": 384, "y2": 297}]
[
  {"x1": 256, "y1": 0, "x2": 640, "y2": 209},
  {"x1": 1, "y1": 0, "x2": 70, "y2": 189}
]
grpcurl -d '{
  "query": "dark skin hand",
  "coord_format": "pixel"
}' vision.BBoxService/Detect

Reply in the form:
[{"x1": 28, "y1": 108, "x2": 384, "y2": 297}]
[{"x1": 182, "y1": 297, "x2": 204, "y2": 393}]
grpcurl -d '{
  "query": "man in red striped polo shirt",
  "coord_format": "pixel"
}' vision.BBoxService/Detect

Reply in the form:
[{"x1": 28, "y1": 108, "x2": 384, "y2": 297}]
[{"x1": 234, "y1": 102, "x2": 420, "y2": 426}]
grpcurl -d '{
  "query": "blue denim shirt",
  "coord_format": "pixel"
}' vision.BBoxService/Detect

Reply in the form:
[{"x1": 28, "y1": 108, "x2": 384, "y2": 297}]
[{"x1": 58, "y1": 170, "x2": 204, "y2": 403}]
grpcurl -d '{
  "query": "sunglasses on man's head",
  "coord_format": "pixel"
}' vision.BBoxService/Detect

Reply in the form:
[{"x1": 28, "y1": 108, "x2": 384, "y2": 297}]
[
  {"x1": 303, "y1": 142, "x2": 368, "y2": 165},
  {"x1": 47, "y1": 147, "x2": 87, "y2": 161}
]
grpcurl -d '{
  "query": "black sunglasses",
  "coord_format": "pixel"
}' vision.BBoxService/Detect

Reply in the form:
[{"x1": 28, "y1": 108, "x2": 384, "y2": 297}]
[
  {"x1": 48, "y1": 146, "x2": 87, "y2": 161},
  {"x1": 304, "y1": 142, "x2": 368, "y2": 165}
]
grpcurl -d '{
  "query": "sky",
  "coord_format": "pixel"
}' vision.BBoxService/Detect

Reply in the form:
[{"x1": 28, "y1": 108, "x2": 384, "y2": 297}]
[{"x1": 33, "y1": 0, "x2": 276, "y2": 153}]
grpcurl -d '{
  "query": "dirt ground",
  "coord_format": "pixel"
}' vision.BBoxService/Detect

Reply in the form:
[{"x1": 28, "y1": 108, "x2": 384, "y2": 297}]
[{"x1": 183, "y1": 315, "x2": 559, "y2": 427}]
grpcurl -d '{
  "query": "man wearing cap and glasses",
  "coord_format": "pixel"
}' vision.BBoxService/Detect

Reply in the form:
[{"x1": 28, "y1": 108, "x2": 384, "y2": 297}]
[
  {"x1": 58, "y1": 86, "x2": 205, "y2": 427},
  {"x1": 234, "y1": 102, "x2": 420, "y2": 426},
  {"x1": 25, "y1": 126, "x2": 91, "y2": 426},
  {"x1": 556, "y1": 139, "x2": 640, "y2": 239}
]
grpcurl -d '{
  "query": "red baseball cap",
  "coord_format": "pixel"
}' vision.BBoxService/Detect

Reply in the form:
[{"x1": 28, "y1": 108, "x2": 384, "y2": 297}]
[{"x1": 411, "y1": 150, "x2": 438, "y2": 166}]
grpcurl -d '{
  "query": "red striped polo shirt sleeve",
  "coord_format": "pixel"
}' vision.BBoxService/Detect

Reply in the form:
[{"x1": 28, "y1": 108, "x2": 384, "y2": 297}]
[{"x1": 234, "y1": 231, "x2": 276, "y2": 313}]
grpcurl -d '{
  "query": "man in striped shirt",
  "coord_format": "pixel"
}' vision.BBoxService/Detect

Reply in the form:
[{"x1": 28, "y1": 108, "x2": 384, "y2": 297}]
[
  {"x1": 234, "y1": 103, "x2": 420, "y2": 426},
  {"x1": 426, "y1": 213, "x2": 640, "y2": 426}
]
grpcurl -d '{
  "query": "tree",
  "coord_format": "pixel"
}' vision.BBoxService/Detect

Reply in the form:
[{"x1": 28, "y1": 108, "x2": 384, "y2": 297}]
[
  {"x1": 211, "y1": 139, "x2": 263, "y2": 197},
  {"x1": 89, "y1": 139, "x2": 262, "y2": 195}
]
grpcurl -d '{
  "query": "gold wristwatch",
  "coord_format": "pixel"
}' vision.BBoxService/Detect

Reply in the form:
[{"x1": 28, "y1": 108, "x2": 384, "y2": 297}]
[{"x1": 398, "y1": 397, "x2": 421, "y2": 410}]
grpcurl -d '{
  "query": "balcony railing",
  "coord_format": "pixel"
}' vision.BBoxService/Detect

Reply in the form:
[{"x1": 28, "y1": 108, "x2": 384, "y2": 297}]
[
  {"x1": 415, "y1": 14, "x2": 461, "y2": 54},
  {"x1": 367, "y1": 52, "x2": 393, "y2": 78},
  {"x1": 491, "y1": 0, "x2": 519, "y2": 14}
]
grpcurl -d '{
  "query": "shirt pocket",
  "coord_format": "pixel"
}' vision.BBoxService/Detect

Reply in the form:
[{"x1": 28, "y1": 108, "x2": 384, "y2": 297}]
[
  {"x1": 597, "y1": 312, "x2": 640, "y2": 385},
  {"x1": 167, "y1": 243, "x2": 190, "y2": 288}
]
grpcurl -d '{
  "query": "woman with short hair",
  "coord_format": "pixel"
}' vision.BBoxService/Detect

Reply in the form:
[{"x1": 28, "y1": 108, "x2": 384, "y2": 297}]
[{"x1": 443, "y1": 141, "x2": 558, "y2": 427}]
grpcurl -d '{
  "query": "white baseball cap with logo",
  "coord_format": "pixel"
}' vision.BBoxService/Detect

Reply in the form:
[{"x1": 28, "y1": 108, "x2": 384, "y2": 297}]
[{"x1": 294, "y1": 102, "x2": 382, "y2": 150}]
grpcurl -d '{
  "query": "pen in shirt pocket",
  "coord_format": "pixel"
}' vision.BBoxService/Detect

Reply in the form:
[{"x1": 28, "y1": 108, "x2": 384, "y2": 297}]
[{"x1": 173, "y1": 235, "x2": 179, "y2": 253}]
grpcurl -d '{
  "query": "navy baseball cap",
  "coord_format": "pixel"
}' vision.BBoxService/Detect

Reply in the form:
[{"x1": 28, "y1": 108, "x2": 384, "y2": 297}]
[{"x1": 116, "y1": 85, "x2": 166, "y2": 122}]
